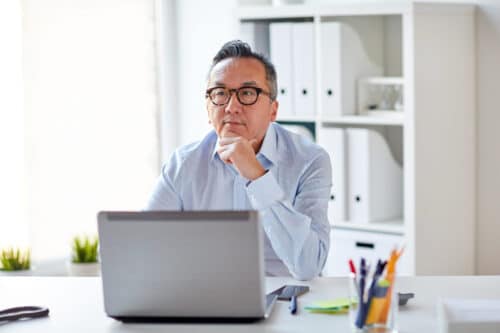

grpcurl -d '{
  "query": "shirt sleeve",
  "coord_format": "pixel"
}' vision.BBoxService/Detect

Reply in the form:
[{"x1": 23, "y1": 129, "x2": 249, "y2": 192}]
[
  {"x1": 145, "y1": 152, "x2": 183, "y2": 210},
  {"x1": 245, "y1": 150, "x2": 332, "y2": 281}
]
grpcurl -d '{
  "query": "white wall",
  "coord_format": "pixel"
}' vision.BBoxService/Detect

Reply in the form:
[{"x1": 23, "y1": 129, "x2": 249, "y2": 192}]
[
  {"x1": 175, "y1": 0, "x2": 239, "y2": 148},
  {"x1": 475, "y1": 1, "x2": 500, "y2": 274}
]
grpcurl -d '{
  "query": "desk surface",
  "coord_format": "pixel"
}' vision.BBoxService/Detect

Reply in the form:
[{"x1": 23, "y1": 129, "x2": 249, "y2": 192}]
[{"x1": 1, "y1": 275, "x2": 499, "y2": 332}]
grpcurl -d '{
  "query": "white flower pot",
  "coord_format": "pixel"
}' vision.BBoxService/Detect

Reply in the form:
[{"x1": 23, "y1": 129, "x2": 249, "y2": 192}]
[
  {"x1": 67, "y1": 262, "x2": 100, "y2": 276},
  {"x1": 0, "y1": 269, "x2": 33, "y2": 276}
]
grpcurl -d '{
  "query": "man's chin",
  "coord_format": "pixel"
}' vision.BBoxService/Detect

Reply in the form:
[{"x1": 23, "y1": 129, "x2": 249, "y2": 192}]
[{"x1": 220, "y1": 128, "x2": 243, "y2": 138}]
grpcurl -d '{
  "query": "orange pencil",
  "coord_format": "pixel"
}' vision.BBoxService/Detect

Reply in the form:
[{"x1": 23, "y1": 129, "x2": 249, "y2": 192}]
[{"x1": 377, "y1": 246, "x2": 404, "y2": 323}]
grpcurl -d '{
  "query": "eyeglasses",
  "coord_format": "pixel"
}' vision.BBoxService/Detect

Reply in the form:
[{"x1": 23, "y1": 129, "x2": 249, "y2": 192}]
[{"x1": 205, "y1": 86, "x2": 272, "y2": 106}]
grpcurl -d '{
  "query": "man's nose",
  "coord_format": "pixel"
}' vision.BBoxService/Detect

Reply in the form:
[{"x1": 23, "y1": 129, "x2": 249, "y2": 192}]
[{"x1": 224, "y1": 92, "x2": 242, "y2": 113}]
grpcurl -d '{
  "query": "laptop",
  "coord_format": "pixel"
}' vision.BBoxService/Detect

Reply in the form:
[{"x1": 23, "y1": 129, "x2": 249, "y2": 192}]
[{"x1": 97, "y1": 210, "x2": 277, "y2": 323}]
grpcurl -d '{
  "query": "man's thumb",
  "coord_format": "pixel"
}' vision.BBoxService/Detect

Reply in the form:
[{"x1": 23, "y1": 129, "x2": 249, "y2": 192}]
[{"x1": 249, "y1": 139, "x2": 259, "y2": 152}]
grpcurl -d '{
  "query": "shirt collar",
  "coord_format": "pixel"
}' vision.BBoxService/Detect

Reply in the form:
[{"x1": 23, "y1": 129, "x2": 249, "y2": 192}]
[
  {"x1": 257, "y1": 123, "x2": 277, "y2": 166},
  {"x1": 210, "y1": 123, "x2": 278, "y2": 166},
  {"x1": 211, "y1": 135, "x2": 221, "y2": 161}
]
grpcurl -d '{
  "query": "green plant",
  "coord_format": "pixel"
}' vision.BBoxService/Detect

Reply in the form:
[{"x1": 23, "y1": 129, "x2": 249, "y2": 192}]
[
  {"x1": 0, "y1": 248, "x2": 31, "y2": 271},
  {"x1": 71, "y1": 235, "x2": 99, "y2": 263}
]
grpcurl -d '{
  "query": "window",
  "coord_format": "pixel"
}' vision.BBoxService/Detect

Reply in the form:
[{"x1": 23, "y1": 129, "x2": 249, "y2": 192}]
[
  {"x1": 0, "y1": 0, "x2": 27, "y2": 249},
  {"x1": 0, "y1": 0, "x2": 160, "y2": 262}
]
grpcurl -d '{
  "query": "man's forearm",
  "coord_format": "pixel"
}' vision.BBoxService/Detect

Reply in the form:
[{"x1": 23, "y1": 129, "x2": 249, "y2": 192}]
[{"x1": 246, "y1": 170, "x2": 331, "y2": 280}]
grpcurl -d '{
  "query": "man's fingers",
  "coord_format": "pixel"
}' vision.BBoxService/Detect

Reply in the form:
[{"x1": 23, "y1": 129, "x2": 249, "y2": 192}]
[
  {"x1": 218, "y1": 149, "x2": 233, "y2": 164},
  {"x1": 216, "y1": 143, "x2": 231, "y2": 155},
  {"x1": 219, "y1": 136, "x2": 241, "y2": 146},
  {"x1": 217, "y1": 144, "x2": 234, "y2": 164}
]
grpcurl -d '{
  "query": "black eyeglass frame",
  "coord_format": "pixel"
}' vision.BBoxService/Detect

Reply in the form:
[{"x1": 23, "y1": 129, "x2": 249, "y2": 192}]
[{"x1": 205, "y1": 86, "x2": 273, "y2": 106}]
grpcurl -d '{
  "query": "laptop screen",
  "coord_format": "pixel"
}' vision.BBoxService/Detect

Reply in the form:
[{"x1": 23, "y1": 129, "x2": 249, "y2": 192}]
[{"x1": 98, "y1": 211, "x2": 266, "y2": 319}]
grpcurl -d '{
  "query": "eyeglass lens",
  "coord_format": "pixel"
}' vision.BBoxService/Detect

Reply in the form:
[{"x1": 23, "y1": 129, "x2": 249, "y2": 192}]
[{"x1": 209, "y1": 87, "x2": 259, "y2": 106}]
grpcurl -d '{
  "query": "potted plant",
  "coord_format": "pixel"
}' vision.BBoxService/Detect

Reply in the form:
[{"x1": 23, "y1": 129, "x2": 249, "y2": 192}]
[
  {"x1": 0, "y1": 247, "x2": 32, "y2": 276},
  {"x1": 67, "y1": 235, "x2": 100, "y2": 276}
]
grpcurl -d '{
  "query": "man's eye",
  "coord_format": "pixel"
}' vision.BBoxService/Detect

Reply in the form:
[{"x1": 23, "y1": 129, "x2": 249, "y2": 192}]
[
  {"x1": 213, "y1": 90, "x2": 227, "y2": 97},
  {"x1": 241, "y1": 89, "x2": 256, "y2": 96}
]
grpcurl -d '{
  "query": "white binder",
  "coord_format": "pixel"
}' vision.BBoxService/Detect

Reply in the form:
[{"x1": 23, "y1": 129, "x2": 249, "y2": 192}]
[
  {"x1": 270, "y1": 22, "x2": 294, "y2": 118},
  {"x1": 292, "y1": 22, "x2": 315, "y2": 117},
  {"x1": 346, "y1": 128, "x2": 403, "y2": 223},
  {"x1": 317, "y1": 127, "x2": 347, "y2": 223},
  {"x1": 320, "y1": 22, "x2": 382, "y2": 116}
]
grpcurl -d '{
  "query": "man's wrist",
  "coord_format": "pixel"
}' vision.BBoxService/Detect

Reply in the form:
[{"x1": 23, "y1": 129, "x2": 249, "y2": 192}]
[
  {"x1": 248, "y1": 165, "x2": 267, "y2": 181},
  {"x1": 246, "y1": 170, "x2": 285, "y2": 210}
]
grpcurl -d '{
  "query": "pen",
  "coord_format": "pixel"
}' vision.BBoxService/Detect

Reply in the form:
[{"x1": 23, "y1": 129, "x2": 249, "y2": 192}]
[
  {"x1": 364, "y1": 260, "x2": 384, "y2": 325},
  {"x1": 349, "y1": 259, "x2": 360, "y2": 298},
  {"x1": 355, "y1": 258, "x2": 367, "y2": 329},
  {"x1": 289, "y1": 295, "x2": 297, "y2": 315},
  {"x1": 365, "y1": 279, "x2": 390, "y2": 325},
  {"x1": 349, "y1": 259, "x2": 357, "y2": 275}
]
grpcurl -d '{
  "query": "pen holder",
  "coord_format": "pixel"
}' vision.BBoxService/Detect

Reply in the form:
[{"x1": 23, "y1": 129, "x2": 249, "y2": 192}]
[{"x1": 348, "y1": 273, "x2": 398, "y2": 333}]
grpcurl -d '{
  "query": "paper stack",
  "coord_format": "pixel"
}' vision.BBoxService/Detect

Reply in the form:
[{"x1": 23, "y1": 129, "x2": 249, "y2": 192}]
[{"x1": 437, "y1": 298, "x2": 500, "y2": 333}]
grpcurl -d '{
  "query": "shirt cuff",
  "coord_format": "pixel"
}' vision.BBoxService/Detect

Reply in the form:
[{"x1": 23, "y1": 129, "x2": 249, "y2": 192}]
[{"x1": 245, "y1": 171, "x2": 285, "y2": 210}]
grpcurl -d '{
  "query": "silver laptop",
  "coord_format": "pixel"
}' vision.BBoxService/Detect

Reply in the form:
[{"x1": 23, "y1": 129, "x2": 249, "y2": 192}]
[{"x1": 97, "y1": 210, "x2": 277, "y2": 323}]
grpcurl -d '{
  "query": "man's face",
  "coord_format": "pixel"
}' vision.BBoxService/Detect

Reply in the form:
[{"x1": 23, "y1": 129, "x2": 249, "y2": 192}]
[{"x1": 206, "y1": 57, "x2": 278, "y2": 145}]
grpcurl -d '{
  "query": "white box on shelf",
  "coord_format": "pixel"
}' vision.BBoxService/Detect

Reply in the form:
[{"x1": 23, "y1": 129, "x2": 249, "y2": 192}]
[
  {"x1": 320, "y1": 22, "x2": 382, "y2": 117},
  {"x1": 346, "y1": 127, "x2": 403, "y2": 223},
  {"x1": 358, "y1": 77, "x2": 404, "y2": 116}
]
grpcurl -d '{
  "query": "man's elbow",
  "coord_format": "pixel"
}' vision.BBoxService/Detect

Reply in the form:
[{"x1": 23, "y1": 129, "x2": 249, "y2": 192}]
[
  {"x1": 290, "y1": 264, "x2": 322, "y2": 281},
  {"x1": 289, "y1": 246, "x2": 328, "y2": 281}
]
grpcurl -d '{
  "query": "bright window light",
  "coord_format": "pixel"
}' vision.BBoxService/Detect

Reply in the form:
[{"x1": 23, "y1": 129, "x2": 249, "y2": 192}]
[{"x1": 18, "y1": 0, "x2": 160, "y2": 260}]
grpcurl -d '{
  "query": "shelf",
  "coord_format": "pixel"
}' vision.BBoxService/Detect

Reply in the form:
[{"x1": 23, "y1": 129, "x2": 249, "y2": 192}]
[
  {"x1": 320, "y1": 114, "x2": 404, "y2": 126},
  {"x1": 359, "y1": 77, "x2": 404, "y2": 85},
  {"x1": 277, "y1": 116, "x2": 316, "y2": 122},
  {"x1": 236, "y1": 3, "x2": 410, "y2": 21},
  {"x1": 331, "y1": 220, "x2": 404, "y2": 235}
]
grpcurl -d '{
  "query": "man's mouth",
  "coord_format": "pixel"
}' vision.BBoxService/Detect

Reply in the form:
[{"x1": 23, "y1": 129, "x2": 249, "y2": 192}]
[{"x1": 223, "y1": 120, "x2": 245, "y2": 126}]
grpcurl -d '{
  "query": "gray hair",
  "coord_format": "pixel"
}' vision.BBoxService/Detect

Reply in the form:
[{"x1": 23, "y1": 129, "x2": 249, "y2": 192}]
[{"x1": 207, "y1": 40, "x2": 277, "y2": 101}]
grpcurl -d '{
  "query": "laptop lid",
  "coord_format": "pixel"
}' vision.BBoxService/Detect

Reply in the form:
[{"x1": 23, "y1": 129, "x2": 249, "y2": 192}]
[{"x1": 97, "y1": 211, "x2": 268, "y2": 322}]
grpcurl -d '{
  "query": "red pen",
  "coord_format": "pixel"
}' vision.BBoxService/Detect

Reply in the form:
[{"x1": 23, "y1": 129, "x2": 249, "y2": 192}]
[{"x1": 349, "y1": 259, "x2": 357, "y2": 275}]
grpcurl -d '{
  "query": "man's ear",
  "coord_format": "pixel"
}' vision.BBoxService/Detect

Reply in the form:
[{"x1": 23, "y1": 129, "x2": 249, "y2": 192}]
[
  {"x1": 270, "y1": 100, "x2": 278, "y2": 122},
  {"x1": 206, "y1": 100, "x2": 212, "y2": 124}
]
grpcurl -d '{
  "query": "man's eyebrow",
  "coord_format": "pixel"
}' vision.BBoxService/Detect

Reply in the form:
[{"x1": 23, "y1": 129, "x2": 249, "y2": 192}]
[
  {"x1": 209, "y1": 81, "x2": 258, "y2": 88},
  {"x1": 241, "y1": 81, "x2": 258, "y2": 86}
]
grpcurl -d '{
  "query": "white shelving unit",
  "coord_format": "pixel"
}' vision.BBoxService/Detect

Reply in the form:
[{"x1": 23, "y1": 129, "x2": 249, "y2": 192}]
[
  {"x1": 237, "y1": 1, "x2": 476, "y2": 276},
  {"x1": 332, "y1": 219, "x2": 405, "y2": 235},
  {"x1": 321, "y1": 115, "x2": 405, "y2": 126}
]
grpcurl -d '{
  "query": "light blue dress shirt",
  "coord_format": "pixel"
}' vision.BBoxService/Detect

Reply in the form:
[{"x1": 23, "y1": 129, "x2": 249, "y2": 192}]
[{"x1": 146, "y1": 123, "x2": 332, "y2": 280}]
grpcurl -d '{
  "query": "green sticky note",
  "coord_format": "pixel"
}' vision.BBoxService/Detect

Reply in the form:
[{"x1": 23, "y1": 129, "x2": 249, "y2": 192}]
[{"x1": 304, "y1": 298, "x2": 356, "y2": 314}]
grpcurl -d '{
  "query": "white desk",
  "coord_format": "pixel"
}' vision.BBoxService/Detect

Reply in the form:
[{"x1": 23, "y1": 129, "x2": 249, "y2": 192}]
[{"x1": 1, "y1": 276, "x2": 499, "y2": 332}]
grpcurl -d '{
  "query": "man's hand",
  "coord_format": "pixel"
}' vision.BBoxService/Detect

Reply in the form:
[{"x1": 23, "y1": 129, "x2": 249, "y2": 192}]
[{"x1": 216, "y1": 136, "x2": 266, "y2": 181}]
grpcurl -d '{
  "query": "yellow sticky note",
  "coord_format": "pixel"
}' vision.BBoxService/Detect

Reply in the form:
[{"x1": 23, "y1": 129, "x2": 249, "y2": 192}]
[{"x1": 305, "y1": 298, "x2": 356, "y2": 314}]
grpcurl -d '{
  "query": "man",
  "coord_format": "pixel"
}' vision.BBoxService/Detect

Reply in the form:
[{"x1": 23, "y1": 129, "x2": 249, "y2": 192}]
[{"x1": 147, "y1": 40, "x2": 332, "y2": 280}]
